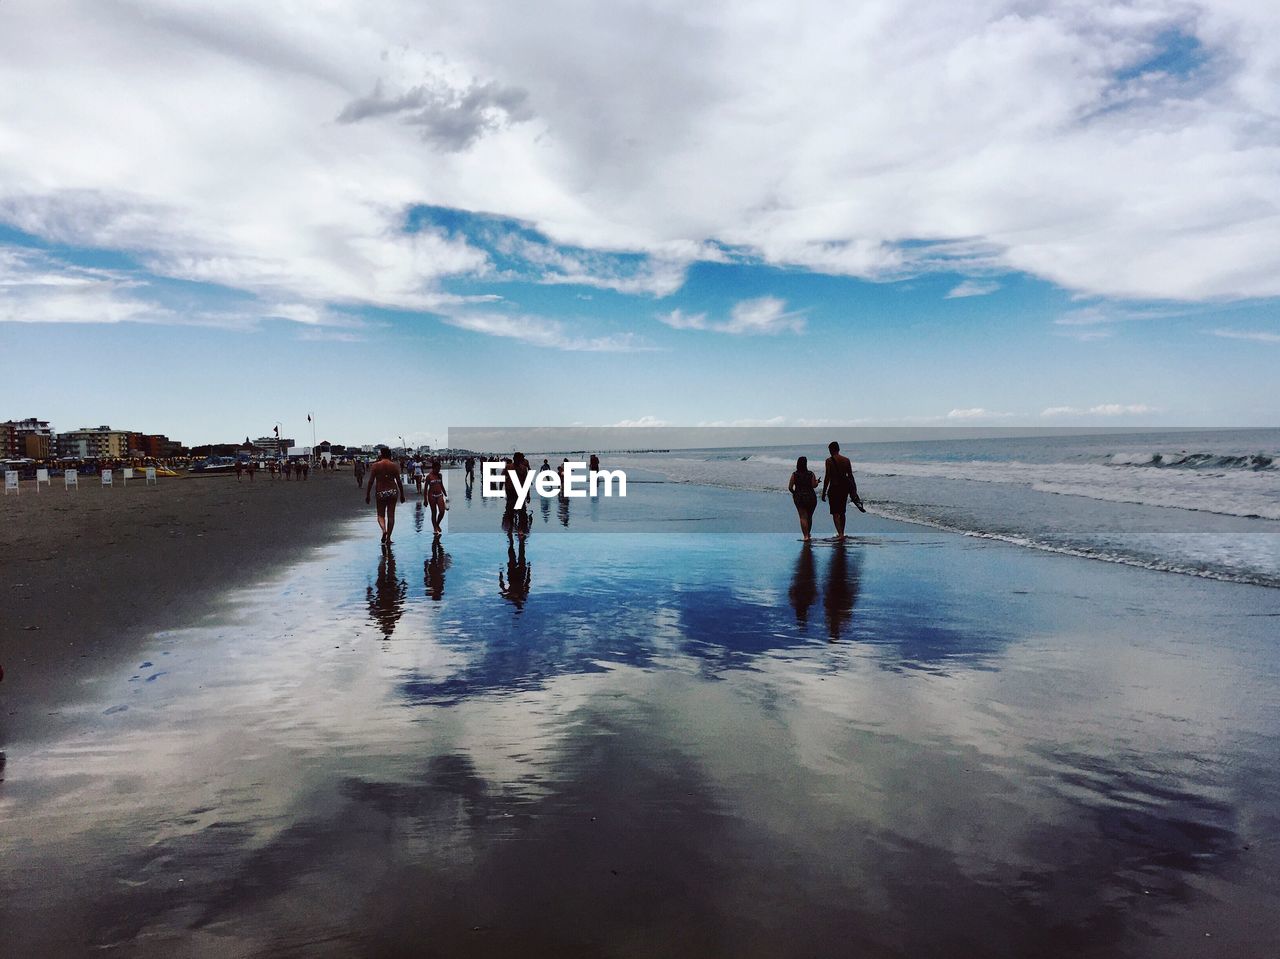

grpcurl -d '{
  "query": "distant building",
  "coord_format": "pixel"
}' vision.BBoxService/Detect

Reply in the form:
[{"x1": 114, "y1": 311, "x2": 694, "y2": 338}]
[
  {"x1": 139, "y1": 434, "x2": 184, "y2": 458},
  {"x1": 0, "y1": 421, "x2": 17, "y2": 460},
  {"x1": 6, "y1": 418, "x2": 55, "y2": 460},
  {"x1": 253, "y1": 435, "x2": 294, "y2": 455},
  {"x1": 56, "y1": 425, "x2": 131, "y2": 459}
]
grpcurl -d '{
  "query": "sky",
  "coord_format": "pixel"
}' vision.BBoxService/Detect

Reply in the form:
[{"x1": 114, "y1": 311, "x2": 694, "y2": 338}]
[{"x1": 1, "y1": 0, "x2": 1278, "y2": 446}]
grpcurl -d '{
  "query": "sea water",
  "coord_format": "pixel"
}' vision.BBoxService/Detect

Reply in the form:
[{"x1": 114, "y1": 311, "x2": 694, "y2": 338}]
[{"x1": 612, "y1": 428, "x2": 1280, "y2": 587}]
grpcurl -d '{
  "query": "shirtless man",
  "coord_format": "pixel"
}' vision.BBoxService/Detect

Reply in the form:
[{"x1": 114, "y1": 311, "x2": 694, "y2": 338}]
[
  {"x1": 364, "y1": 446, "x2": 406, "y2": 545},
  {"x1": 820, "y1": 441, "x2": 866, "y2": 539}
]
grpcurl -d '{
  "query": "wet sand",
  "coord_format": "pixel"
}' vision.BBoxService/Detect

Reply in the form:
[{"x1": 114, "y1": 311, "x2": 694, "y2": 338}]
[
  {"x1": 0, "y1": 470, "x2": 365, "y2": 742},
  {"x1": 2, "y1": 480, "x2": 1279, "y2": 957}
]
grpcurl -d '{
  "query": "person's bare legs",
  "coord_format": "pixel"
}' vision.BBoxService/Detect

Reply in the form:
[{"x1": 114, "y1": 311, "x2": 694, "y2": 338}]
[
  {"x1": 833, "y1": 511, "x2": 847, "y2": 538},
  {"x1": 430, "y1": 500, "x2": 444, "y2": 534},
  {"x1": 797, "y1": 506, "x2": 811, "y2": 541},
  {"x1": 385, "y1": 500, "x2": 397, "y2": 542},
  {"x1": 376, "y1": 499, "x2": 390, "y2": 542}
]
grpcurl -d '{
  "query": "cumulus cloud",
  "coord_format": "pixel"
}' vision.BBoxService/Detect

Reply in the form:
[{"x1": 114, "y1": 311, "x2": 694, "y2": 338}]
[
  {"x1": 659, "y1": 297, "x2": 804, "y2": 335},
  {"x1": 1041, "y1": 404, "x2": 1159, "y2": 417},
  {"x1": 440, "y1": 310, "x2": 654, "y2": 351},
  {"x1": 945, "y1": 279, "x2": 1001, "y2": 299},
  {"x1": 3, "y1": 0, "x2": 1280, "y2": 322},
  {"x1": 1209, "y1": 328, "x2": 1280, "y2": 343}
]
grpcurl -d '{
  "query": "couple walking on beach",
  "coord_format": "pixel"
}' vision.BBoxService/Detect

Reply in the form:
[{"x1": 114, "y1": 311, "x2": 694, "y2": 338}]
[
  {"x1": 788, "y1": 441, "x2": 866, "y2": 541},
  {"x1": 364, "y1": 447, "x2": 448, "y2": 543}
]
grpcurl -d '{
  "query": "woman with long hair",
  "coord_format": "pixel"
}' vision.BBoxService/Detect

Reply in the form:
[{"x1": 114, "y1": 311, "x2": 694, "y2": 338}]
[{"x1": 788, "y1": 455, "x2": 820, "y2": 541}]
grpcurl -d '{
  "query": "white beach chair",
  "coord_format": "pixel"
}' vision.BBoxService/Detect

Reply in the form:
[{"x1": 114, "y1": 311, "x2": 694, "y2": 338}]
[
  {"x1": 65, "y1": 470, "x2": 79, "y2": 490},
  {"x1": 36, "y1": 468, "x2": 50, "y2": 492},
  {"x1": 3, "y1": 471, "x2": 17, "y2": 495},
  {"x1": 122, "y1": 467, "x2": 134, "y2": 485},
  {"x1": 145, "y1": 467, "x2": 158, "y2": 485},
  {"x1": 101, "y1": 469, "x2": 113, "y2": 487}
]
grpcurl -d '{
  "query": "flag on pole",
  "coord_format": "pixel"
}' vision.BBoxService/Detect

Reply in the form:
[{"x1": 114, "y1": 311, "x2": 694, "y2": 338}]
[
  {"x1": 307, "y1": 413, "x2": 312, "y2": 422},
  {"x1": 274, "y1": 425, "x2": 280, "y2": 438}
]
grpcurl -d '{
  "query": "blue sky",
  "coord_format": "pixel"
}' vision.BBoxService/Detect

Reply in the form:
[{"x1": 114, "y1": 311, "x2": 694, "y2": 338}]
[{"x1": 1, "y1": 2, "x2": 1278, "y2": 446}]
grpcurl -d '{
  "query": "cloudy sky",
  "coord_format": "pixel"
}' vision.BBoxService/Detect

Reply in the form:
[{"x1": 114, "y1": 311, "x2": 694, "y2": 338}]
[{"x1": 1, "y1": 0, "x2": 1277, "y2": 445}]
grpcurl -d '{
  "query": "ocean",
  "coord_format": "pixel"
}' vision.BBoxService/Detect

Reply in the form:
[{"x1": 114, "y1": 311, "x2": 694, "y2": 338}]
[{"x1": 611, "y1": 428, "x2": 1280, "y2": 587}]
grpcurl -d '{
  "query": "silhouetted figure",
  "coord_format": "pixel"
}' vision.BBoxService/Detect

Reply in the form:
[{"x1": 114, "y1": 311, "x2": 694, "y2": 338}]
[
  {"x1": 789, "y1": 542, "x2": 818, "y2": 627},
  {"x1": 788, "y1": 455, "x2": 820, "y2": 540},
  {"x1": 367, "y1": 547, "x2": 407, "y2": 638},
  {"x1": 823, "y1": 543, "x2": 863, "y2": 642},
  {"x1": 557, "y1": 490, "x2": 570, "y2": 527},
  {"x1": 821, "y1": 441, "x2": 865, "y2": 539},
  {"x1": 425, "y1": 534, "x2": 451, "y2": 601},
  {"x1": 499, "y1": 535, "x2": 532, "y2": 611}
]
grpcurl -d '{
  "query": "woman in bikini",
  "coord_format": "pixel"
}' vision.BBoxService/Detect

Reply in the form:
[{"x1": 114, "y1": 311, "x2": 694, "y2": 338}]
[
  {"x1": 365, "y1": 446, "x2": 406, "y2": 545},
  {"x1": 424, "y1": 457, "x2": 448, "y2": 534},
  {"x1": 788, "y1": 455, "x2": 820, "y2": 541}
]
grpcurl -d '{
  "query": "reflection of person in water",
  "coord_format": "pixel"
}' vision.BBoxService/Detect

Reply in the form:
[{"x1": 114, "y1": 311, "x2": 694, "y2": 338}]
[
  {"x1": 425, "y1": 535, "x2": 451, "y2": 601},
  {"x1": 499, "y1": 535, "x2": 532, "y2": 610},
  {"x1": 557, "y1": 489, "x2": 570, "y2": 527},
  {"x1": 823, "y1": 543, "x2": 863, "y2": 642},
  {"x1": 367, "y1": 547, "x2": 408, "y2": 638},
  {"x1": 788, "y1": 542, "x2": 818, "y2": 626}
]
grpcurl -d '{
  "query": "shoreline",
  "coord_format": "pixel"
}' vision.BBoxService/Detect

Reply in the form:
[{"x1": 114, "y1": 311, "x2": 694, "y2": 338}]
[
  {"x1": 0, "y1": 472, "x2": 366, "y2": 744},
  {"x1": 629, "y1": 474, "x2": 1280, "y2": 589}
]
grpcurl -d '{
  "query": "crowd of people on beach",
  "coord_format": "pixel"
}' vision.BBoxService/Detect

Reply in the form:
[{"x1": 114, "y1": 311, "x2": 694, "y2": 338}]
[{"x1": 234, "y1": 457, "x2": 349, "y2": 481}]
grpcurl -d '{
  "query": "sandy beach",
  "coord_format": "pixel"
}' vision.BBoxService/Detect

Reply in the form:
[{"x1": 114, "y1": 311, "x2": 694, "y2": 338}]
[
  {"x1": 1, "y1": 477, "x2": 1278, "y2": 957},
  {"x1": 0, "y1": 471, "x2": 365, "y2": 742}
]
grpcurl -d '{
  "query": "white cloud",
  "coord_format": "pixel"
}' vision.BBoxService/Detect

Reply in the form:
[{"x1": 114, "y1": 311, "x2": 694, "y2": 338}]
[
  {"x1": 1209, "y1": 328, "x2": 1280, "y2": 344},
  {"x1": 657, "y1": 308, "x2": 709, "y2": 330},
  {"x1": 3, "y1": 0, "x2": 1280, "y2": 315},
  {"x1": 659, "y1": 296, "x2": 804, "y2": 335},
  {"x1": 0, "y1": 246, "x2": 370, "y2": 331},
  {"x1": 946, "y1": 408, "x2": 1013, "y2": 420},
  {"x1": 440, "y1": 310, "x2": 654, "y2": 351},
  {"x1": 1041, "y1": 404, "x2": 1159, "y2": 417},
  {"x1": 611, "y1": 415, "x2": 668, "y2": 427},
  {"x1": 945, "y1": 279, "x2": 1001, "y2": 298},
  {"x1": 722, "y1": 296, "x2": 806, "y2": 335}
]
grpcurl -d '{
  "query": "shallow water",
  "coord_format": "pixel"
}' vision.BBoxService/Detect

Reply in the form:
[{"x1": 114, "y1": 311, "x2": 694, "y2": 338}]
[{"x1": 2, "y1": 483, "x2": 1279, "y2": 957}]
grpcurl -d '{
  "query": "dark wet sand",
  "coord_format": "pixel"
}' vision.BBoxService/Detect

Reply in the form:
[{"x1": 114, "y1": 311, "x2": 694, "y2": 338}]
[
  {"x1": 0, "y1": 470, "x2": 365, "y2": 742},
  {"x1": 2, "y1": 480, "x2": 1279, "y2": 957}
]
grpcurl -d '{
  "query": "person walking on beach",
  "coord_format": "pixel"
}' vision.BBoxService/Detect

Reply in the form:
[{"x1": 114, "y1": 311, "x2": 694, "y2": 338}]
[
  {"x1": 788, "y1": 455, "x2": 820, "y2": 540},
  {"x1": 247, "y1": 460, "x2": 257, "y2": 482},
  {"x1": 424, "y1": 458, "x2": 448, "y2": 534},
  {"x1": 464, "y1": 456, "x2": 475, "y2": 483},
  {"x1": 365, "y1": 446, "x2": 406, "y2": 545},
  {"x1": 354, "y1": 457, "x2": 365, "y2": 487},
  {"x1": 821, "y1": 441, "x2": 865, "y2": 539},
  {"x1": 235, "y1": 460, "x2": 244, "y2": 481}
]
